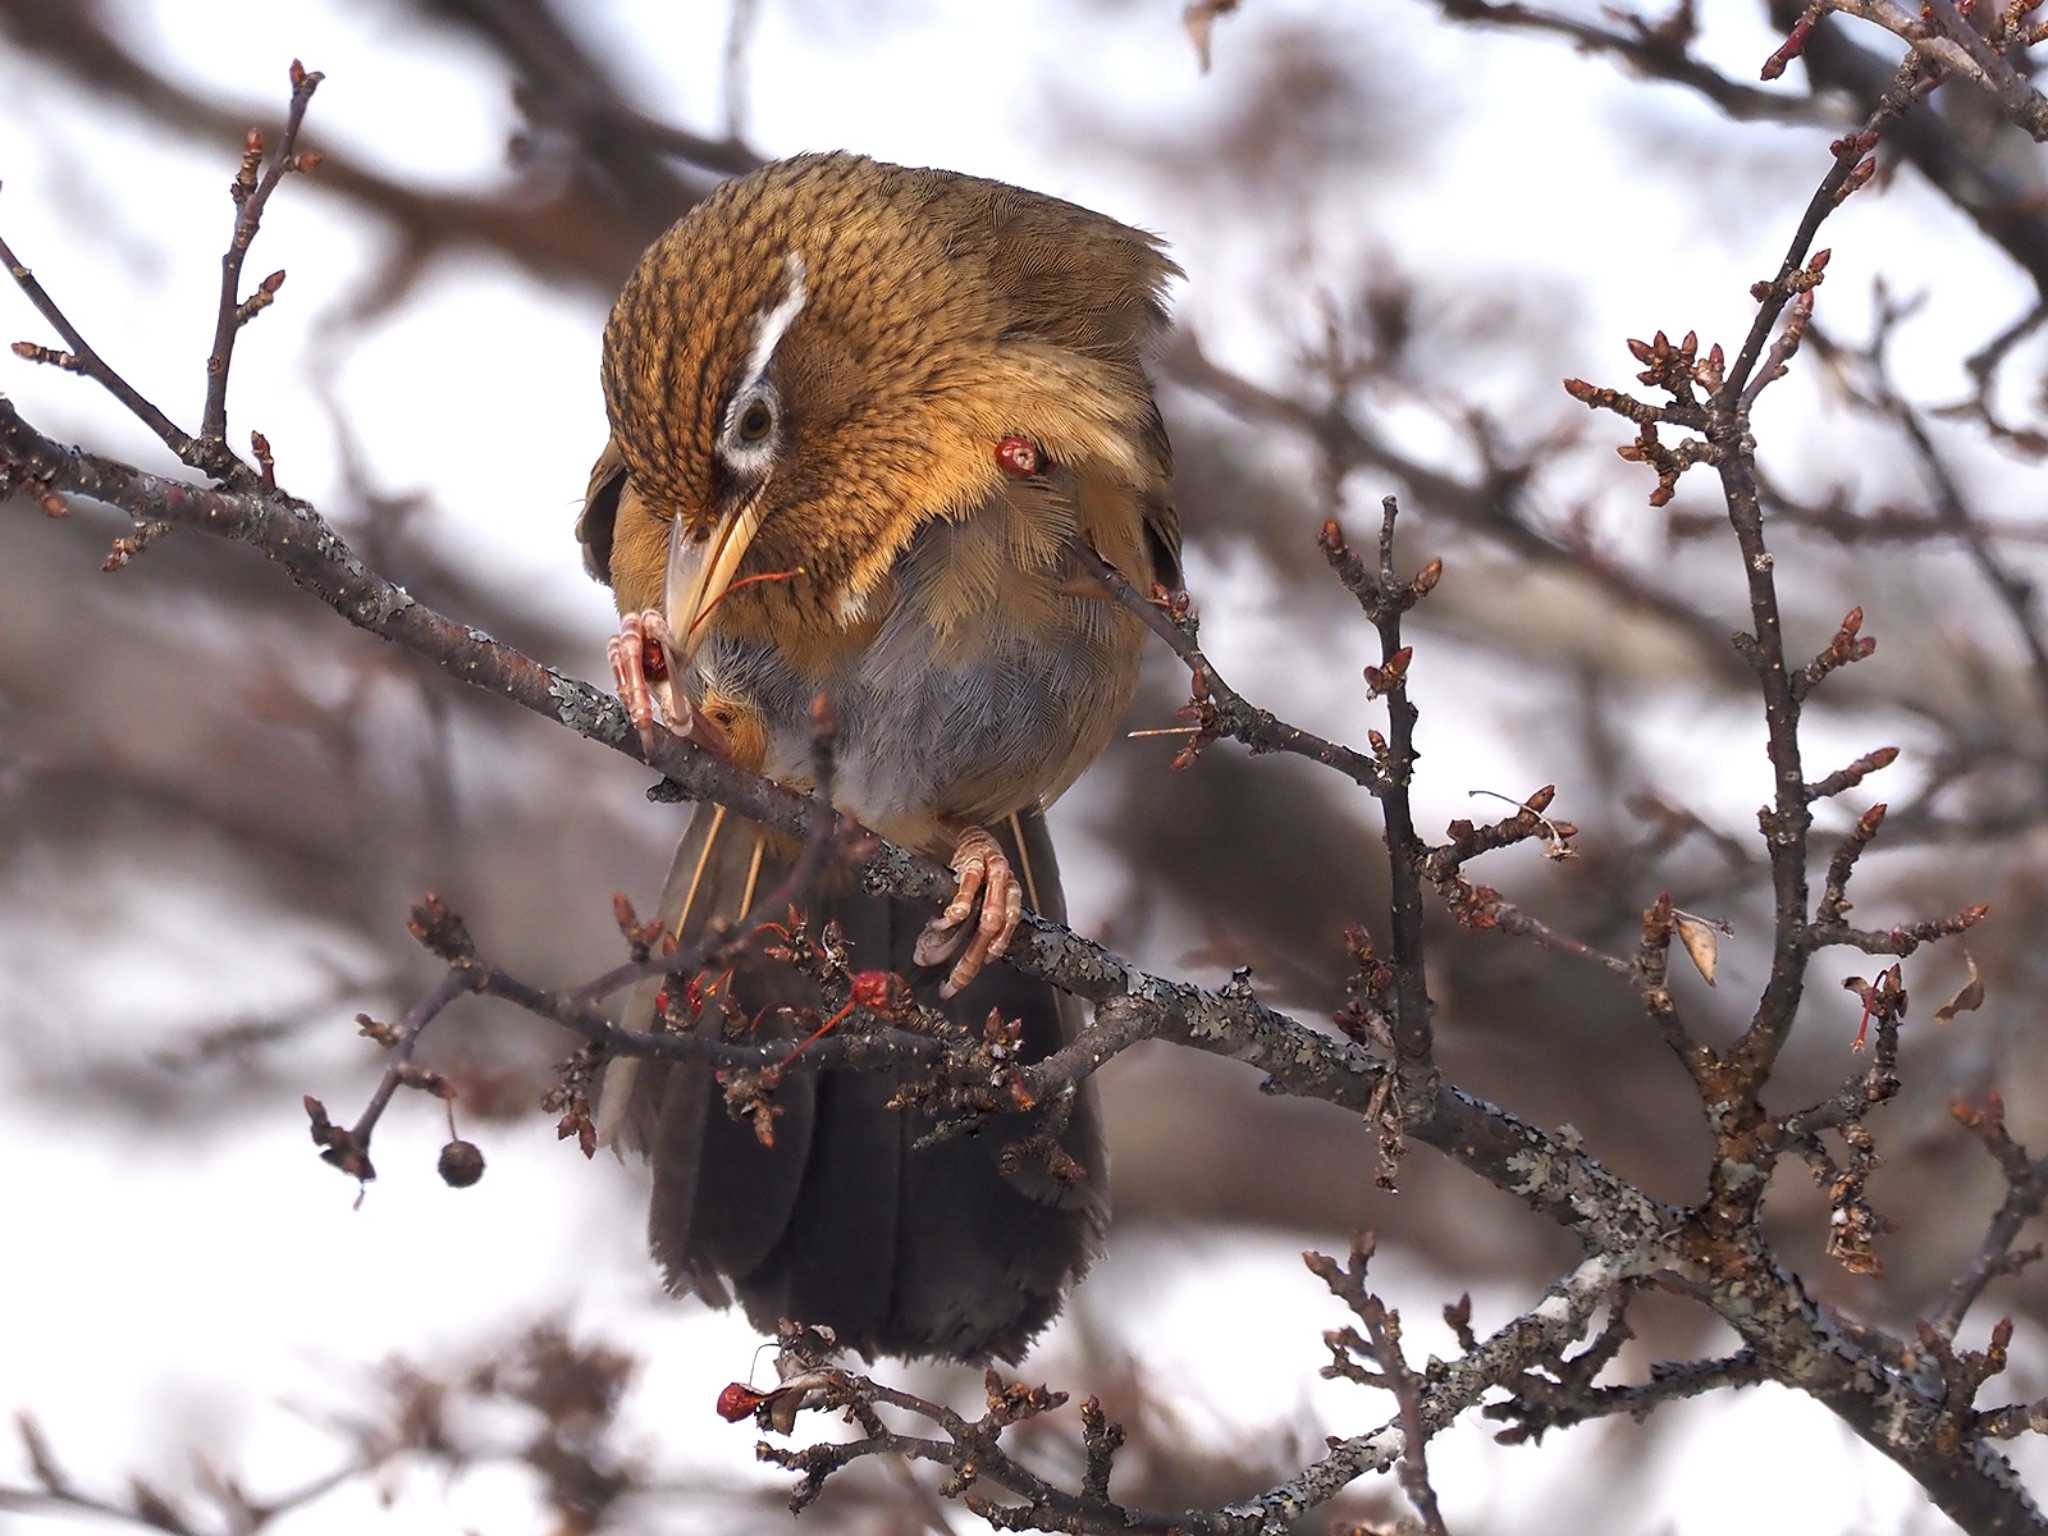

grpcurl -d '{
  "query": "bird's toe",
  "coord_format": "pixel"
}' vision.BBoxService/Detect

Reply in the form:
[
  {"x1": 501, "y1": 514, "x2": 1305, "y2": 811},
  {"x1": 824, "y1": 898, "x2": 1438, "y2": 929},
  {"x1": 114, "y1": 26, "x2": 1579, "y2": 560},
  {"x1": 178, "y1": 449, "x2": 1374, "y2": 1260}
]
[{"x1": 928, "y1": 827, "x2": 1019, "y2": 997}]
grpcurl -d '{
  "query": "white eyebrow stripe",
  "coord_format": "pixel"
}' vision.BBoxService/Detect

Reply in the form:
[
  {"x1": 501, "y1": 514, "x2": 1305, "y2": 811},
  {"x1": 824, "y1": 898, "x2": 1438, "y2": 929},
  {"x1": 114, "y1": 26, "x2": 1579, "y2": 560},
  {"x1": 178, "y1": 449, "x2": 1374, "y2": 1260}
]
[{"x1": 738, "y1": 251, "x2": 808, "y2": 395}]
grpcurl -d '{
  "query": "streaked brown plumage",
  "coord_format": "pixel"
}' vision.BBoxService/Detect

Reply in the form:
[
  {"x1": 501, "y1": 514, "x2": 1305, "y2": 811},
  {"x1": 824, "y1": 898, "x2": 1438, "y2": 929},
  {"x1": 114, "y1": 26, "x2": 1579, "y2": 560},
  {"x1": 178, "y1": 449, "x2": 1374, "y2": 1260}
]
[{"x1": 578, "y1": 153, "x2": 1179, "y2": 1362}]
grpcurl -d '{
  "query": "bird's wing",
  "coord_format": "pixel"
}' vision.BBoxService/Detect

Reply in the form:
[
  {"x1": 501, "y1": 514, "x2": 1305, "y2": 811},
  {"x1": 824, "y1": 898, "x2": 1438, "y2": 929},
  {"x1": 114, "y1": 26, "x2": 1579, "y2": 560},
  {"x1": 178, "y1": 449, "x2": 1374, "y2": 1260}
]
[
  {"x1": 579, "y1": 436, "x2": 628, "y2": 586},
  {"x1": 1136, "y1": 397, "x2": 1181, "y2": 590},
  {"x1": 579, "y1": 435, "x2": 673, "y2": 618},
  {"x1": 955, "y1": 177, "x2": 1183, "y2": 591}
]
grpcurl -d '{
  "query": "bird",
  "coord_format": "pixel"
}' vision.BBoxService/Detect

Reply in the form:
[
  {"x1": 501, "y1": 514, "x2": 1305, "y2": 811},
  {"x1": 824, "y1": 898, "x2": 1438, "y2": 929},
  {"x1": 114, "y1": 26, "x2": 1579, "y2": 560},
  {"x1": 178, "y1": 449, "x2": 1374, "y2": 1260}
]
[{"x1": 576, "y1": 152, "x2": 1180, "y2": 1363}]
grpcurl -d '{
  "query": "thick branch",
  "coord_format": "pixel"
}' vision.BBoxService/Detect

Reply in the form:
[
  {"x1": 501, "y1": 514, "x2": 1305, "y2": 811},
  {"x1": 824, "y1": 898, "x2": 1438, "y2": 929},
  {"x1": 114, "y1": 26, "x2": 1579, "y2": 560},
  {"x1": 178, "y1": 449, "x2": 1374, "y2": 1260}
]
[{"x1": 9, "y1": 395, "x2": 2041, "y2": 1536}]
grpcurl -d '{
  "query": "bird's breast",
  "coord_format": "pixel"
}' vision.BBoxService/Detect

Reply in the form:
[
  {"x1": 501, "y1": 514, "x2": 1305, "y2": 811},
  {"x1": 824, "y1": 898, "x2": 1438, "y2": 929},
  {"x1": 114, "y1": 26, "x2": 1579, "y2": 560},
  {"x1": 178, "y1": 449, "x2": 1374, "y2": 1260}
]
[{"x1": 689, "y1": 553, "x2": 1141, "y2": 851}]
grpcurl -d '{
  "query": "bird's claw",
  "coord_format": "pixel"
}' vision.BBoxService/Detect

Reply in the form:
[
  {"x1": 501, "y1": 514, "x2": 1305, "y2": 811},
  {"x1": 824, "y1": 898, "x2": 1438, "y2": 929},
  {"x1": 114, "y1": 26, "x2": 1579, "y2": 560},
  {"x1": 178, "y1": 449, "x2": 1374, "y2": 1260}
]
[
  {"x1": 608, "y1": 609, "x2": 730, "y2": 759},
  {"x1": 608, "y1": 609, "x2": 678, "y2": 754},
  {"x1": 916, "y1": 826, "x2": 1023, "y2": 997}
]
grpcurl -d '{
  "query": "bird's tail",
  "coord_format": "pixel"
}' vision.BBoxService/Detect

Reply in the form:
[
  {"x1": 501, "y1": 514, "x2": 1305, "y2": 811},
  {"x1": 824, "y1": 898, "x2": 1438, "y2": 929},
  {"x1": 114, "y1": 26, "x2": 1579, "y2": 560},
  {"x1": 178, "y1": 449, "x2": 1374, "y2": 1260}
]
[{"x1": 595, "y1": 804, "x2": 1107, "y2": 1364}]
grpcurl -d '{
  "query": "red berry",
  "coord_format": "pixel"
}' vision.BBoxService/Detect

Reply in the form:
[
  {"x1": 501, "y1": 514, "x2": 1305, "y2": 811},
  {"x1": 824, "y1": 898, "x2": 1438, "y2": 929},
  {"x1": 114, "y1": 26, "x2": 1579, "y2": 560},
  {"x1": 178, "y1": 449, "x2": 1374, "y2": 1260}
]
[{"x1": 995, "y1": 436, "x2": 1041, "y2": 477}]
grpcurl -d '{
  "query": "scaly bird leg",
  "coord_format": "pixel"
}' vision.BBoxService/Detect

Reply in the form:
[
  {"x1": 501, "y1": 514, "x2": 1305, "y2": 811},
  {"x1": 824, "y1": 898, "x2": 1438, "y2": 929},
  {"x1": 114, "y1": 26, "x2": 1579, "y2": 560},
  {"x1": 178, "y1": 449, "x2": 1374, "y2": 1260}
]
[
  {"x1": 607, "y1": 608, "x2": 678, "y2": 753},
  {"x1": 606, "y1": 609, "x2": 729, "y2": 758},
  {"x1": 913, "y1": 825, "x2": 1024, "y2": 999}
]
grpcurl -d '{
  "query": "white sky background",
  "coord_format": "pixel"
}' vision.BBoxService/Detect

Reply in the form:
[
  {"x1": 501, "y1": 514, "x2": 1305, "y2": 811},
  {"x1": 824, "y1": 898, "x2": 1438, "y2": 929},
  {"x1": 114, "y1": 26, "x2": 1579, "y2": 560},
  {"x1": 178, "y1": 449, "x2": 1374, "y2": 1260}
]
[{"x1": 2, "y1": 1, "x2": 2044, "y2": 1532}]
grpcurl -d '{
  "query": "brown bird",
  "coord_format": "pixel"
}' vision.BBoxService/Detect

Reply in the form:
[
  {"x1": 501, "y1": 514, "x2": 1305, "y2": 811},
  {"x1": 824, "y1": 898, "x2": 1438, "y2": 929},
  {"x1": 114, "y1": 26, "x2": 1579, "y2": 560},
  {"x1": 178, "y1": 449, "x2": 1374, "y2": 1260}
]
[{"x1": 577, "y1": 153, "x2": 1179, "y2": 1362}]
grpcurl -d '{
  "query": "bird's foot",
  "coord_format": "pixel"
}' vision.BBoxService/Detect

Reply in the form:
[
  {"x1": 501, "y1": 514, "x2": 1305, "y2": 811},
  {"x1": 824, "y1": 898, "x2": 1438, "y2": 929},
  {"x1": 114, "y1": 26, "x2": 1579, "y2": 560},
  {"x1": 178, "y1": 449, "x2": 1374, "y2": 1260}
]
[
  {"x1": 608, "y1": 608, "x2": 679, "y2": 753},
  {"x1": 913, "y1": 825, "x2": 1022, "y2": 998},
  {"x1": 607, "y1": 609, "x2": 728, "y2": 758}
]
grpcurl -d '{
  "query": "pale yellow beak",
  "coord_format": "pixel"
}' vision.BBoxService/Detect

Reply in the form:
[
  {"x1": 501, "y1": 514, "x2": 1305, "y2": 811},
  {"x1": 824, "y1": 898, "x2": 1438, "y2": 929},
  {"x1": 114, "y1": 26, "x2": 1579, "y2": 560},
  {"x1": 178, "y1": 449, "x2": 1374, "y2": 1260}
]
[{"x1": 664, "y1": 492, "x2": 768, "y2": 669}]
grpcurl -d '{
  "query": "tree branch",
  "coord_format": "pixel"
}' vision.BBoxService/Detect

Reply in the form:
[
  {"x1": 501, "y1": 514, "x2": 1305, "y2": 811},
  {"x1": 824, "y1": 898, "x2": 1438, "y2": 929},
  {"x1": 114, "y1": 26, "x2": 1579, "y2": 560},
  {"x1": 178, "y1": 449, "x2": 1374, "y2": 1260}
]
[{"x1": 6, "y1": 45, "x2": 2046, "y2": 1533}]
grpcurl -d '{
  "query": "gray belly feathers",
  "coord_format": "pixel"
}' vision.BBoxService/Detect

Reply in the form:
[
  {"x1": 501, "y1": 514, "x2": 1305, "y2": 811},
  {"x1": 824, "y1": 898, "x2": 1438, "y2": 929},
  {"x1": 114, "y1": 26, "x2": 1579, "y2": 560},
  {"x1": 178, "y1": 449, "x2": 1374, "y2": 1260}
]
[{"x1": 692, "y1": 522, "x2": 1121, "y2": 830}]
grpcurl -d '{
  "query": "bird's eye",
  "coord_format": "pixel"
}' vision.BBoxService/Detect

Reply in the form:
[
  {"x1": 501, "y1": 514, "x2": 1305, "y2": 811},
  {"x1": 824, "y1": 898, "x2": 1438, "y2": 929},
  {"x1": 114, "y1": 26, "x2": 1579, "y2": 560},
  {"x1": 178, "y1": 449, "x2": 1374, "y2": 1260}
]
[{"x1": 737, "y1": 399, "x2": 775, "y2": 442}]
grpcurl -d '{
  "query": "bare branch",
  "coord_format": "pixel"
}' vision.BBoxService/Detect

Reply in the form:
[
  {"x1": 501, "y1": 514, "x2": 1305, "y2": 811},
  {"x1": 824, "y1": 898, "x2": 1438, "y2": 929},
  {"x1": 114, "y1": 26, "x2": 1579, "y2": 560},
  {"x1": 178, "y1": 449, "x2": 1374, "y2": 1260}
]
[
  {"x1": 1080, "y1": 544, "x2": 1387, "y2": 792},
  {"x1": 1306, "y1": 1234, "x2": 1453, "y2": 1535},
  {"x1": 1432, "y1": 0, "x2": 1833, "y2": 124},
  {"x1": 0, "y1": 232, "x2": 195, "y2": 463},
  {"x1": 1934, "y1": 1096, "x2": 2048, "y2": 1339},
  {"x1": 196, "y1": 60, "x2": 322, "y2": 484}
]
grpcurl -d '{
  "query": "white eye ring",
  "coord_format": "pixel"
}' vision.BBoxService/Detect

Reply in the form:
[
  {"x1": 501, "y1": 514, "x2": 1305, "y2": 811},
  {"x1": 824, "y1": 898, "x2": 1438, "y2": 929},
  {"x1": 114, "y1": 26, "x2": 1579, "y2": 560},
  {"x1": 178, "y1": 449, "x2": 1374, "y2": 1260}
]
[{"x1": 719, "y1": 383, "x2": 780, "y2": 474}]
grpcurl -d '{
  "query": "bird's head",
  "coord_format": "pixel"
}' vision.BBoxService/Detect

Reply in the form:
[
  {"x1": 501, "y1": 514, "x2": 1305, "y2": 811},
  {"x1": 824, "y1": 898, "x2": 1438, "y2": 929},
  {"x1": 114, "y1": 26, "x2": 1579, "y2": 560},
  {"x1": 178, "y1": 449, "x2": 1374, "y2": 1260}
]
[{"x1": 582, "y1": 153, "x2": 1178, "y2": 666}]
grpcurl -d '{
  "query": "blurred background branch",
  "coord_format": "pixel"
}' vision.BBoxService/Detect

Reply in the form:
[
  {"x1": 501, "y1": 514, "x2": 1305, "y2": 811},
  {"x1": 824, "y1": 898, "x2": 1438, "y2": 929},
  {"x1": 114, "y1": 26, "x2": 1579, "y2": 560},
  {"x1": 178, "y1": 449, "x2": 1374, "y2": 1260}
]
[{"x1": 4, "y1": 1, "x2": 2048, "y2": 1531}]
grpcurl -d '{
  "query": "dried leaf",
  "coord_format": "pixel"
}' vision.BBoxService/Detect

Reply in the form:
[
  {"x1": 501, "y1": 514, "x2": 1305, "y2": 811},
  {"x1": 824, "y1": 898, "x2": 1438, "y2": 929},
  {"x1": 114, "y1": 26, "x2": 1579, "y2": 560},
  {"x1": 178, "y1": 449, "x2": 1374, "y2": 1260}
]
[
  {"x1": 1934, "y1": 950, "x2": 1986, "y2": 1024},
  {"x1": 716, "y1": 1370, "x2": 840, "y2": 1434},
  {"x1": 716, "y1": 1381, "x2": 768, "y2": 1422},
  {"x1": 1673, "y1": 912, "x2": 1723, "y2": 986},
  {"x1": 1182, "y1": 0, "x2": 1241, "y2": 72}
]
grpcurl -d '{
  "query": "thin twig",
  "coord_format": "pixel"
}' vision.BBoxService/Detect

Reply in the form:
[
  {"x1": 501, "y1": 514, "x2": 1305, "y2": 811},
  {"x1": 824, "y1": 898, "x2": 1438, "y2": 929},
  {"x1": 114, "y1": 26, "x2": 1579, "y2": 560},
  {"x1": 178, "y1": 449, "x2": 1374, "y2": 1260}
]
[
  {"x1": 1933, "y1": 1098, "x2": 2048, "y2": 1339},
  {"x1": 1321, "y1": 499, "x2": 1439, "y2": 1093},
  {"x1": 197, "y1": 60, "x2": 323, "y2": 484},
  {"x1": 0, "y1": 231, "x2": 196, "y2": 462},
  {"x1": 1078, "y1": 543, "x2": 1387, "y2": 792}
]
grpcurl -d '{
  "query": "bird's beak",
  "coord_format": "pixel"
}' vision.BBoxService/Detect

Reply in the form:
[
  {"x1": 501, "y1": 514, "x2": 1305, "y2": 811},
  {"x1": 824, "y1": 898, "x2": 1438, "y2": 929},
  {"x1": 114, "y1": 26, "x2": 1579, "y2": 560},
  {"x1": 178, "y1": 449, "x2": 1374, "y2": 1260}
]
[{"x1": 665, "y1": 492, "x2": 768, "y2": 669}]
